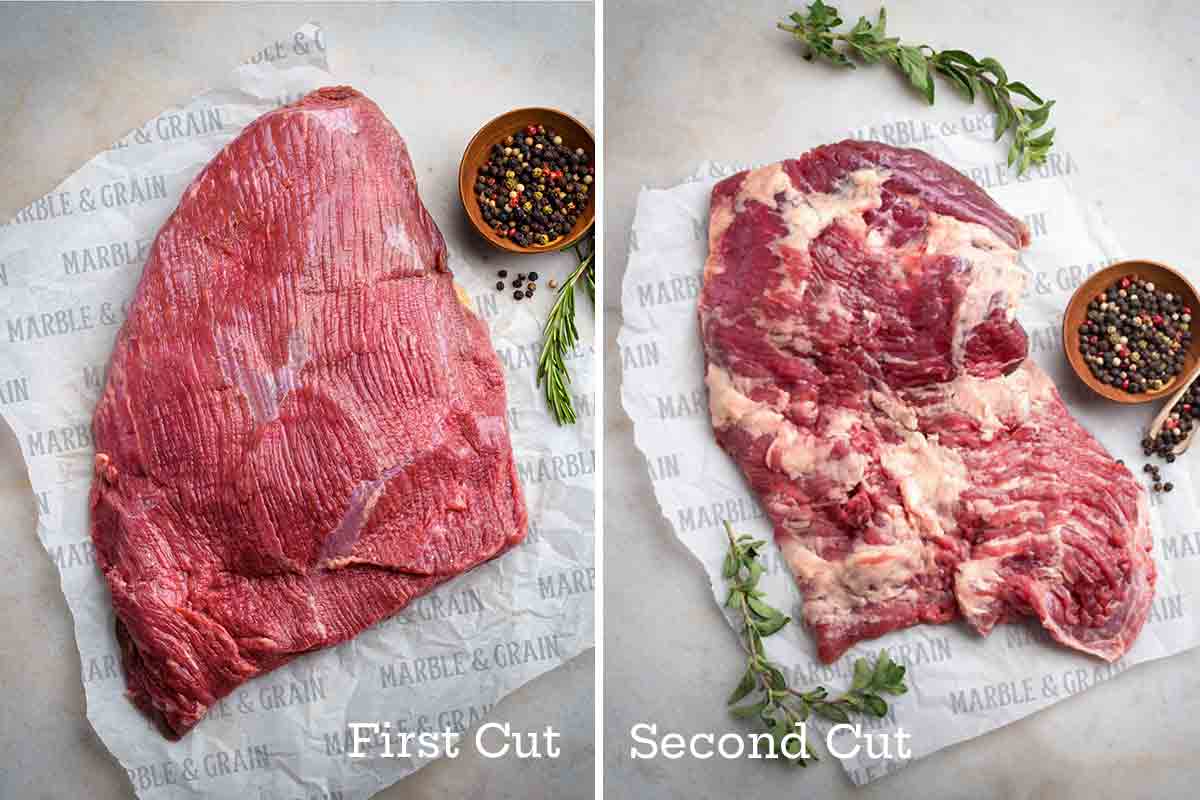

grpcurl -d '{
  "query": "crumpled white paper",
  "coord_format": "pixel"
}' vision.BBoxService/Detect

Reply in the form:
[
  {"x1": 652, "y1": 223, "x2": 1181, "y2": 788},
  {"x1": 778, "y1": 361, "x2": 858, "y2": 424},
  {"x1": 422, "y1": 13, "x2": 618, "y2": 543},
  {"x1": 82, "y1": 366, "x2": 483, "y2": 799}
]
[
  {"x1": 0, "y1": 23, "x2": 594, "y2": 800},
  {"x1": 619, "y1": 113, "x2": 1200, "y2": 785}
]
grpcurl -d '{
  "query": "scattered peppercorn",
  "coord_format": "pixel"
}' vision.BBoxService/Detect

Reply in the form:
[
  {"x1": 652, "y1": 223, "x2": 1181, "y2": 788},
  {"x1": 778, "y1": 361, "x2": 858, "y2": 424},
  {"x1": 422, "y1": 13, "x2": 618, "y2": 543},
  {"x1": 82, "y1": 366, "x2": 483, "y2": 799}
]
[
  {"x1": 513, "y1": 290, "x2": 523, "y2": 300},
  {"x1": 1077, "y1": 276, "x2": 1192, "y2": 394},
  {"x1": 529, "y1": 271, "x2": 539, "y2": 281},
  {"x1": 525, "y1": 288, "x2": 534, "y2": 298},
  {"x1": 1165, "y1": 482, "x2": 1175, "y2": 492},
  {"x1": 548, "y1": 279, "x2": 558, "y2": 289},
  {"x1": 474, "y1": 124, "x2": 593, "y2": 248},
  {"x1": 495, "y1": 281, "x2": 505, "y2": 291},
  {"x1": 498, "y1": 270, "x2": 508, "y2": 278}
]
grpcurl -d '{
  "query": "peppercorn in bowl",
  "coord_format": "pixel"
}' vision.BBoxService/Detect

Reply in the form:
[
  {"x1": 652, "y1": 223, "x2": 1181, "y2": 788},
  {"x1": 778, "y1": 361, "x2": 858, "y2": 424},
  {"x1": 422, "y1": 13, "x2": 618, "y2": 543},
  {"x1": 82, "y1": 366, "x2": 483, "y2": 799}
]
[
  {"x1": 459, "y1": 107, "x2": 594, "y2": 254},
  {"x1": 1063, "y1": 260, "x2": 1200, "y2": 404}
]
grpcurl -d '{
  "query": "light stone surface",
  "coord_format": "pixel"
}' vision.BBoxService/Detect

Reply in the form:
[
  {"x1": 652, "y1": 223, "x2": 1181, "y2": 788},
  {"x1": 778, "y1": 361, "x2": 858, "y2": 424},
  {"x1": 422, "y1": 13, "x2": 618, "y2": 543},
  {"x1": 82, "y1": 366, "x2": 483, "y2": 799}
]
[
  {"x1": 604, "y1": 0, "x2": 1200, "y2": 797},
  {"x1": 0, "y1": 3, "x2": 594, "y2": 799}
]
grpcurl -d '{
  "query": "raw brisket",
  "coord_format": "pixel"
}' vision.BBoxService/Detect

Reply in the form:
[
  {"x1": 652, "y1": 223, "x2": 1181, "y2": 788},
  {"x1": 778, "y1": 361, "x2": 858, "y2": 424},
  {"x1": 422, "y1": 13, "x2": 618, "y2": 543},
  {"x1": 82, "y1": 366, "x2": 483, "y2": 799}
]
[
  {"x1": 700, "y1": 140, "x2": 1154, "y2": 664},
  {"x1": 90, "y1": 87, "x2": 526, "y2": 738}
]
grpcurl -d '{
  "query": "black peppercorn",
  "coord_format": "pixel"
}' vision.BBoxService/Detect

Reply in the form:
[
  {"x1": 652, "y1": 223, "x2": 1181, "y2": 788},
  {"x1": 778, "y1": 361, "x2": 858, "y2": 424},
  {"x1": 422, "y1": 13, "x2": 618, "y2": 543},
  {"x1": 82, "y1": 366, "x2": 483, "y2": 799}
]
[
  {"x1": 529, "y1": 272, "x2": 539, "y2": 281},
  {"x1": 495, "y1": 281, "x2": 504, "y2": 291},
  {"x1": 512, "y1": 290, "x2": 523, "y2": 300},
  {"x1": 498, "y1": 270, "x2": 508, "y2": 278}
]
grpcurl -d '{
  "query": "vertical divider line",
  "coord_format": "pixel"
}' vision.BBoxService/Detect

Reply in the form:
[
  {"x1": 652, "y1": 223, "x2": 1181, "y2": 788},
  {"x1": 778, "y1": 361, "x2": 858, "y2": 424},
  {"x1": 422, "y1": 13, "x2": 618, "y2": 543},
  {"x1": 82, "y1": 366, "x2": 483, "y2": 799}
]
[{"x1": 592, "y1": 0, "x2": 605, "y2": 797}]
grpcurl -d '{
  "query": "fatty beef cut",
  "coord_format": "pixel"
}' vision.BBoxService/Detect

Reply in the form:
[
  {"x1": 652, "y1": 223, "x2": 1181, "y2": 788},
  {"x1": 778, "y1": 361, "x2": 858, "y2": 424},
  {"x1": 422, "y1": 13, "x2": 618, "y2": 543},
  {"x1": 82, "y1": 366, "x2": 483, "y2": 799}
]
[{"x1": 699, "y1": 141, "x2": 1155, "y2": 664}]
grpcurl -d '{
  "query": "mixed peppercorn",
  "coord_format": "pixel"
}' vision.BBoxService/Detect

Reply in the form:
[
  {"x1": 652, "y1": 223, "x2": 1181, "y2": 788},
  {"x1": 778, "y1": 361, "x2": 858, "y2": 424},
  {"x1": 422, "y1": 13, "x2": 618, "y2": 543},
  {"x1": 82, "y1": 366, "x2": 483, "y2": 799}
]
[
  {"x1": 474, "y1": 124, "x2": 593, "y2": 248},
  {"x1": 494, "y1": 269, "x2": 541, "y2": 301},
  {"x1": 1077, "y1": 276, "x2": 1193, "y2": 394},
  {"x1": 1143, "y1": 375, "x2": 1200, "y2": 461}
]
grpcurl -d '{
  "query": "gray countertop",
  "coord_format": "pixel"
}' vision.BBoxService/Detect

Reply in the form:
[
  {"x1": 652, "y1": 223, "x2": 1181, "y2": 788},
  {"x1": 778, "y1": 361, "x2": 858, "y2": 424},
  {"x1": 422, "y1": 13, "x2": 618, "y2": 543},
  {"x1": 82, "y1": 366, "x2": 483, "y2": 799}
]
[
  {"x1": 0, "y1": 3, "x2": 594, "y2": 799},
  {"x1": 603, "y1": 0, "x2": 1200, "y2": 797}
]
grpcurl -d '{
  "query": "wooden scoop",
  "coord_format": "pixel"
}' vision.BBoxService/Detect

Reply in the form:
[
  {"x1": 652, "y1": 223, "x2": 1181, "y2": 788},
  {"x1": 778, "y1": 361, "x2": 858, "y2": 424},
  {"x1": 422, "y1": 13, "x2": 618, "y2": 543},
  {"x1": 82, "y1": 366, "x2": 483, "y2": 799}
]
[{"x1": 1147, "y1": 362, "x2": 1200, "y2": 455}]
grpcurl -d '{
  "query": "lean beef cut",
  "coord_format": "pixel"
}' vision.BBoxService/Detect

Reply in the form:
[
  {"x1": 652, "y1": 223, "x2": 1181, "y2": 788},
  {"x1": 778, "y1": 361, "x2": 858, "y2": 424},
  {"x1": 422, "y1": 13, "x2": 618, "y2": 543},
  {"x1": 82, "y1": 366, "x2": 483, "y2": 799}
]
[
  {"x1": 700, "y1": 141, "x2": 1154, "y2": 664},
  {"x1": 90, "y1": 87, "x2": 527, "y2": 738}
]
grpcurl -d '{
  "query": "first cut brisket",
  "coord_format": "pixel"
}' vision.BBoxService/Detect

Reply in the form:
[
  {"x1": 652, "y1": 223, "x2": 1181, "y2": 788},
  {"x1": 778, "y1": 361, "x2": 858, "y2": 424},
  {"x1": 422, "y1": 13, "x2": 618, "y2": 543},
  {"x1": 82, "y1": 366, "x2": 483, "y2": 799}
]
[
  {"x1": 700, "y1": 141, "x2": 1154, "y2": 664},
  {"x1": 90, "y1": 87, "x2": 526, "y2": 738}
]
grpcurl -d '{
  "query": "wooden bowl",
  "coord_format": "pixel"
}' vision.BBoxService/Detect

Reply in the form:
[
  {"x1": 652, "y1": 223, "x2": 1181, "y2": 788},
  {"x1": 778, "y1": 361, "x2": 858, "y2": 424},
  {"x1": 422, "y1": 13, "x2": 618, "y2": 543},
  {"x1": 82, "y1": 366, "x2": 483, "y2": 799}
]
[
  {"x1": 458, "y1": 107, "x2": 594, "y2": 254},
  {"x1": 1062, "y1": 259, "x2": 1200, "y2": 404}
]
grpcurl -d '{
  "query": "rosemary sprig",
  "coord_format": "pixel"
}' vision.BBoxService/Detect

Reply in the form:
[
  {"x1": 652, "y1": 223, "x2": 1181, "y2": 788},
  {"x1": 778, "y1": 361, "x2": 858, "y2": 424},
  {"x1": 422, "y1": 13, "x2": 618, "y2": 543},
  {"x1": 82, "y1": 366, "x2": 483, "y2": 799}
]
[
  {"x1": 537, "y1": 232, "x2": 595, "y2": 425},
  {"x1": 722, "y1": 521, "x2": 908, "y2": 765},
  {"x1": 778, "y1": 2, "x2": 1056, "y2": 174}
]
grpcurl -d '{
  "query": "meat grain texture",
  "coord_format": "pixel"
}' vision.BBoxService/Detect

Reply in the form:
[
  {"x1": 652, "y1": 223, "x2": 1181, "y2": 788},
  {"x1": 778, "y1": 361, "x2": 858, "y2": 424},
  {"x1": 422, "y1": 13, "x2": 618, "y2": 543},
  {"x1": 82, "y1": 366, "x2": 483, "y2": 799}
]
[
  {"x1": 90, "y1": 87, "x2": 527, "y2": 738},
  {"x1": 700, "y1": 141, "x2": 1154, "y2": 664}
]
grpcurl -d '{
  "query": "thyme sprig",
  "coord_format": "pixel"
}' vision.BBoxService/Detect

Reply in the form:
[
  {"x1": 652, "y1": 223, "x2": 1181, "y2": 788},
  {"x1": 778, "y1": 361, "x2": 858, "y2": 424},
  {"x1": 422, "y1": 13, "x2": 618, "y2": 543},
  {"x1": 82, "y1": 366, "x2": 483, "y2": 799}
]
[
  {"x1": 722, "y1": 520, "x2": 908, "y2": 765},
  {"x1": 779, "y1": 2, "x2": 1056, "y2": 173},
  {"x1": 537, "y1": 232, "x2": 595, "y2": 425}
]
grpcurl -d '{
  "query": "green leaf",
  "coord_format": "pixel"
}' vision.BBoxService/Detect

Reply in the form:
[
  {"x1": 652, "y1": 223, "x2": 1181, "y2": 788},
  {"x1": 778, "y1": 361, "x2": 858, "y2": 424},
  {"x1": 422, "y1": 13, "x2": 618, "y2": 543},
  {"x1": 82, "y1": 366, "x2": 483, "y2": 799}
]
[
  {"x1": 731, "y1": 700, "x2": 769, "y2": 719},
  {"x1": 1005, "y1": 81, "x2": 1043, "y2": 104},
  {"x1": 1023, "y1": 100, "x2": 1055, "y2": 130},
  {"x1": 805, "y1": 0, "x2": 843, "y2": 31},
  {"x1": 795, "y1": 698, "x2": 812, "y2": 720},
  {"x1": 871, "y1": 649, "x2": 895, "y2": 688},
  {"x1": 764, "y1": 662, "x2": 789, "y2": 691},
  {"x1": 979, "y1": 56, "x2": 1007, "y2": 84},
  {"x1": 722, "y1": 552, "x2": 736, "y2": 579},
  {"x1": 935, "y1": 62, "x2": 975, "y2": 102},
  {"x1": 755, "y1": 611, "x2": 790, "y2": 637},
  {"x1": 894, "y1": 46, "x2": 934, "y2": 104},
  {"x1": 851, "y1": 657, "x2": 873, "y2": 691},
  {"x1": 840, "y1": 693, "x2": 865, "y2": 711},
  {"x1": 1027, "y1": 127, "x2": 1056, "y2": 148},
  {"x1": 862, "y1": 693, "x2": 889, "y2": 717},
  {"x1": 885, "y1": 662, "x2": 907, "y2": 689},
  {"x1": 746, "y1": 595, "x2": 779, "y2": 620},
  {"x1": 993, "y1": 94, "x2": 1012, "y2": 141},
  {"x1": 728, "y1": 667, "x2": 758, "y2": 705},
  {"x1": 936, "y1": 48, "x2": 981, "y2": 69},
  {"x1": 813, "y1": 702, "x2": 851, "y2": 724},
  {"x1": 843, "y1": 8, "x2": 899, "y2": 63}
]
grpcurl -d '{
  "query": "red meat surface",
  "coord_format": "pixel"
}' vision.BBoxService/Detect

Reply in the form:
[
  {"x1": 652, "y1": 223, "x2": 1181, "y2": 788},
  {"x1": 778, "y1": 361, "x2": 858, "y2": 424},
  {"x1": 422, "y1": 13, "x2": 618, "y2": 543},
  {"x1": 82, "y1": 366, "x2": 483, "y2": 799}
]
[
  {"x1": 90, "y1": 87, "x2": 526, "y2": 738},
  {"x1": 700, "y1": 140, "x2": 1154, "y2": 664}
]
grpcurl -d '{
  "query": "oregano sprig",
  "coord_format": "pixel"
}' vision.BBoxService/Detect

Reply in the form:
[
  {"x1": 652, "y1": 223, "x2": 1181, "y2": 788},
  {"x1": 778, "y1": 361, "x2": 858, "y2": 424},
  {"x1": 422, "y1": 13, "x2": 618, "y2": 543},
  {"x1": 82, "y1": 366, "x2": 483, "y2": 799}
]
[
  {"x1": 722, "y1": 520, "x2": 908, "y2": 765},
  {"x1": 778, "y1": 2, "x2": 1056, "y2": 174},
  {"x1": 537, "y1": 232, "x2": 595, "y2": 425}
]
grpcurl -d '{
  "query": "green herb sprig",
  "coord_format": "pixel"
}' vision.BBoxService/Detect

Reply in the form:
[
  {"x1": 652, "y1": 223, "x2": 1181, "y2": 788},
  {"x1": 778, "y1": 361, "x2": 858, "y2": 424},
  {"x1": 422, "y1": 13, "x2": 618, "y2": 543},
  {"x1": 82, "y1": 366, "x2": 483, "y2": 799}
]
[
  {"x1": 537, "y1": 233, "x2": 595, "y2": 425},
  {"x1": 722, "y1": 521, "x2": 908, "y2": 764},
  {"x1": 778, "y1": 2, "x2": 1055, "y2": 174}
]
